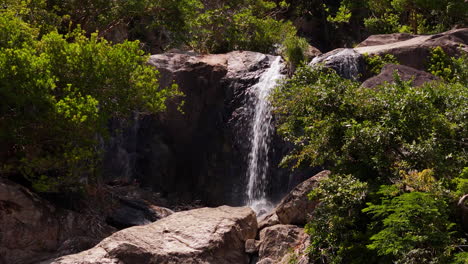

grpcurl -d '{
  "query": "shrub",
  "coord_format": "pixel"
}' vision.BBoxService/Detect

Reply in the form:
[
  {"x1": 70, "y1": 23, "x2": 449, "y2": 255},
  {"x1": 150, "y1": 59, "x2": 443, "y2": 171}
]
[
  {"x1": 364, "y1": 190, "x2": 456, "y2": 263},
  {"x1": 0, "y1": 14, "x2": 180, "y2": 192},
  {"x1": 306, "y1": 173, "x2": 369, "y2": 264},
  {"x1": 428, "y1": 46, "x2": 468, "y2": 84},
  {"x1": 363, "y1": 53, "x2": 399, "y2": 75},
  {"x1": 271, "y1": 65, "x2": 467, "y2": 180}
]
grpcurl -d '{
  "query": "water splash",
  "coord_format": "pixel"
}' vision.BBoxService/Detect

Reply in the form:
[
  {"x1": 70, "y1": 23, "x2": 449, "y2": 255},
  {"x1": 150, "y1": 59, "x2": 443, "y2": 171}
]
[{"x1": 246, "y1": 56, "x2": 284, "y2": 215}]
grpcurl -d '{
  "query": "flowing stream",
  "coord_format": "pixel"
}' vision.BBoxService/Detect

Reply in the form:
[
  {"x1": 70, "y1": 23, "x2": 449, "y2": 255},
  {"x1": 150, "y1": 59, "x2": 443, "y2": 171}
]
[{"x1": 245, "y1": 56, "x2": 284, "y2": 214}]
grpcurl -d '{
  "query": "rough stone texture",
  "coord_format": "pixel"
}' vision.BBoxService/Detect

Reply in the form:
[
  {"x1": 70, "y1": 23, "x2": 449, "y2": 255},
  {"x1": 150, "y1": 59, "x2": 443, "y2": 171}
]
[
  {"x1": 275, "y1": 170, "x2": 331, "y2": 226},
  {"x1": 0, "y1": 179, "x2": 113, "y2": 264},
  {"x1": 245, "y1": 239, "x2": 260, "y2": 254},
  {"x1": 258, "y1": 225, "x2": 309, "y2": 264},
  {"x1": 355, "y1": 28, "x2": 468, "y2": 70},
  {"x1": 103, "y1": 50, "x2": 313, "y2": 206},
  {"x1": 310, "y1": 48, "x2": 366, "y2": 80},
  {"x1": 305, "y1": 44, "x2": 322, "y2": 59},
  {"x1": 47, "y1": 206, "x2": 257, "y2": 264},
  {"x1": 257, "y1": 211, "x2": 280, "y2": 230},
  {"x1": 362, "y1": 64, "x2": 440, "y2": 89},
  {"x1": 106, "y1": 197, "x2": 173, "y2": 229}
]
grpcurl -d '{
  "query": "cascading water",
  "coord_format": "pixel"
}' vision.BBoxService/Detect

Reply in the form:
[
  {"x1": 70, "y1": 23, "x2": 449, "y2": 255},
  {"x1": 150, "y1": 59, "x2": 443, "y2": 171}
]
[{"x1": 245, "y1": 56, "x2": 284, "y2": 214}]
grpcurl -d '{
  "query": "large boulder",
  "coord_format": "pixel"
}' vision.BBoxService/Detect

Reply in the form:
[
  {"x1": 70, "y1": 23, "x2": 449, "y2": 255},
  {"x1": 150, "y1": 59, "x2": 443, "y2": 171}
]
[
  {"x1": 310, "y1": 48, "x2": 365, "y2": 80},
  {"x1": 257, "y1": 225, "x2": 309, "y2": 264},
  {"x1": 47, "y1": 206, "x2": 258, "y2": 264},
  {"x1": 274, "y1": 170, "x2": 330, "y2": 226},
  {"x1": 355, "y1": 28, "x2": 468, "y2": 70},
  {"x1": 309, "y1": 29, "x2": 467, "y2": 80},
  {"x1": 0, "y1": 179, "x2": 113, "y2": 264},
  {"x1": 362, "y1": 64, "x2": 440, "y2": 89}
]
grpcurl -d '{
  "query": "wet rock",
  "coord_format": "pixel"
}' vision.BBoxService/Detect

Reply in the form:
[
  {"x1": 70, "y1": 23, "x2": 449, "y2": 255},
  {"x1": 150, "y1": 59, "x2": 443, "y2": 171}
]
[
  {"x1": 103, "y1": 50, "x2": 310, "y2": 207},
  {"x1": 310, "y1": 48, "x2": 365, "y2": 80},
  {"x1": 362, "y1": 64, "x2": 440, "y2": 89},
  {"x1": 47, "y1": 206, "x2": 257, "y2": 264}
]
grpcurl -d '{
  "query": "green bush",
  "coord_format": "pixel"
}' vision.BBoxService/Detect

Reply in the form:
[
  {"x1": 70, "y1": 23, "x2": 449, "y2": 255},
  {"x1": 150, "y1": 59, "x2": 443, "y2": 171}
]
[
  {"x1": 363, "y1": 53, "x2": 399, "y2": 75},
  {"x1": 0, "y1": 13, "x2": 180, "y2": 192},
  {"x1": 428, "y1": 46, "x2": 468, "y2": 84},
  {"x1": 271, "y1": 65, "x2": 467, "y2": 180},
  {"x1": 280, "y1": 34, "x2": 309, "y2": 70}
]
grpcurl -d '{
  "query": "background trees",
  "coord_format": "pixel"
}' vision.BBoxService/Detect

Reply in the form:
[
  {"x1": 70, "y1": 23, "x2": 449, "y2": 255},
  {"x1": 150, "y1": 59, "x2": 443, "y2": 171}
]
[{"x1": 0, "y1": 8, "x2": 180, "y2": 192}]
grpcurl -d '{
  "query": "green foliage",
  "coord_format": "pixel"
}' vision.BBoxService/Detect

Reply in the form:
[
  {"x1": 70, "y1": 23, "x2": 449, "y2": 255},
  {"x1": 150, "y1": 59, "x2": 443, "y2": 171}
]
[
  {"x1": 0, "y1": 12, "x2": 180, "y2": 192},
  {"x1": 453, "y1": 252, "x2": 468, "y2": 264},
  {"x1": 326, "y1": 3, "x2": 352, "y2": 24},
  {"x1": 364, "y1": 190, "x2": 455, "y2": 263},
  {"x1": 453, "y1": 167, "x2": 468, "y2": 197},
  {"x1": 49, "y1": 0, "x2": 298, "y2": 54},
  {"x1": 363, "y1": 12, "x2": 408, "y2": 34},
  {"x1": 280, "y1": 35, "x2": 309, "y2": 70},
  {"x1": 187, "y1": 0, "x2": 295, "y2": 54},
  {"x1": 0, "y1": 0, "x2": 61, "y2": 34},
  {"x1": 428, "y1": 46, "x2": 468, "y2": 85},
  {"x1": 306, "y1": 173, "x2": 369, "y2": 264},
  {"x1": 363, "y1": 53, "x2": 399, "y2": 75},
  {"x1": 365, "y1": 0, "x2": 466, "y2": 34},
  {"x1": 272, "y1": 65, "x2": 467, "y2": 179}
]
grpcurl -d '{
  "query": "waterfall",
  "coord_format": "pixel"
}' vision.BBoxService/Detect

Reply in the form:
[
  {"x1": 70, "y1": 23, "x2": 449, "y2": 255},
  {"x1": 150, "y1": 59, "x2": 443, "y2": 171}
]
[{"x1": 245, "y1": 56, "x2": 284, "y2": 214}]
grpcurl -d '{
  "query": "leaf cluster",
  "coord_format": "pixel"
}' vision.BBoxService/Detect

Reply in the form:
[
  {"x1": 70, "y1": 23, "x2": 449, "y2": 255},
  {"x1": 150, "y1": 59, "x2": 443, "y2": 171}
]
[{"x1": 0, "y1": 12, "x2": 180, "y2": 192}]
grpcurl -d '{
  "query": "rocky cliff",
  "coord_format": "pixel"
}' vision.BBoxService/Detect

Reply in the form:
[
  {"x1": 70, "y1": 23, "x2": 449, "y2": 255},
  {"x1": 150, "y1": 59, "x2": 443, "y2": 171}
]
[{"x1": 102, "y1": 51, "x2": 314, "y2": 207}]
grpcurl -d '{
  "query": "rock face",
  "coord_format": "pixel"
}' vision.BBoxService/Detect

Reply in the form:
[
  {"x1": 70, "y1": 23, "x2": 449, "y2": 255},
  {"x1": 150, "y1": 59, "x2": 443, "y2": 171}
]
[
  {"x1": 47, "y1": 206, "x2": 257, "y2": 264},
  {"x1": 310, "y1": 48, "x2": 365, "y2": 80},
  {"x1": 309, "y1": 29, "x2": 467, "y2": 80},
  {"x1": 258, "y1": 225, "x2": 309, "y2": 264},
  {"x1": 103, "y1": 51, "x2": 312, "y2": 206},
  {"x1": 362, "y1": 64, "x2": 440, "y2": 89},
  {"x1": 355, "y1": 28, "x2": 468, "y2": 70},
  {"x1": 106, "y1": 197, "x2": 173, "y2": 229},
  {"x1": 274, "y1": 170, "x2": 330, "y2": 226},
  {"x1": 0, "y1": 179, "x2": 113, "y2": 264}
]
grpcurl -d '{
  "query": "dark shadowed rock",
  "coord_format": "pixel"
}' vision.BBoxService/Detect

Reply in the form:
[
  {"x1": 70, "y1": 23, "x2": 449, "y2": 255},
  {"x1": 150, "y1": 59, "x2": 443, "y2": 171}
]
[
  {"x1": 106, "y1": 197, "x2": 173, "y2": 229},
  {"x1": 0, "y1": 179, "x2": 113, "y2": 264},
  {"x1": 274, "y1": 170, "x2": 330, "y2": 226},
  {"x1": 355, "y1": 28, "x2": 468, "y2": 70},
  {"x1": 47, "y1": 206, "x2": 257, "y2": 264},
  {"x1": 362, "y1": 64, "x2": 440, "y2": 89},
  {"x1": 103, "y1": 50, "x2": 311, "y2": 207},
  {"x1": 257, "y1": 225, "x2": 309, "y2": 264}
]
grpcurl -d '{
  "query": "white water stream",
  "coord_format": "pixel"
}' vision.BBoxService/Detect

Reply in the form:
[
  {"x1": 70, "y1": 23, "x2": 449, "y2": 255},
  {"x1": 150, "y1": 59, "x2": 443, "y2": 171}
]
[{"x1": 245, "y1": 56, "x2": 284, "y2": 214}]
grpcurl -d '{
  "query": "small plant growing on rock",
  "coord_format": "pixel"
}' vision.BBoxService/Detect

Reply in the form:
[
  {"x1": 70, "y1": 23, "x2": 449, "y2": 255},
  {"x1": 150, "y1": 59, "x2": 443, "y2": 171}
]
[{"x1": 363, "y1": 53, "x2": 399, "y2": 75}]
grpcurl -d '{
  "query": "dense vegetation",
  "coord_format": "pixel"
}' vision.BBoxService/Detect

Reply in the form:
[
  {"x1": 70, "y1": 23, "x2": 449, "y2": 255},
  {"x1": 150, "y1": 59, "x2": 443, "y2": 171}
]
[
  {"x1": 0, "y1": 0, "x2": 467, "y2": 262},
  {"x1": 0, "y1": 4, "x2": 181, "y2": 192},
  {"x1": 272, "y1": 50, "x2": 468, "y2": 263}
]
